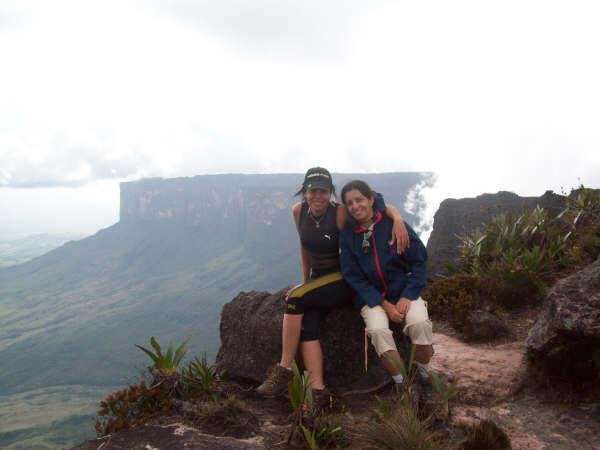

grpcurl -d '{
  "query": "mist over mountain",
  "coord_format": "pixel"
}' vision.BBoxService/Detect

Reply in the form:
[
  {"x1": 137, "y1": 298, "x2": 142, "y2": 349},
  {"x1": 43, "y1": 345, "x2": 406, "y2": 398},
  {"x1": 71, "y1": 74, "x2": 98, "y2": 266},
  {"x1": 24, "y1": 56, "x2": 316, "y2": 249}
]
[
  {"x1": 0, "y1": 233, "x2": 87, "y2": 267},
  {"x1": 0, "y1": 172, "x2": 431, "y2": 396}
]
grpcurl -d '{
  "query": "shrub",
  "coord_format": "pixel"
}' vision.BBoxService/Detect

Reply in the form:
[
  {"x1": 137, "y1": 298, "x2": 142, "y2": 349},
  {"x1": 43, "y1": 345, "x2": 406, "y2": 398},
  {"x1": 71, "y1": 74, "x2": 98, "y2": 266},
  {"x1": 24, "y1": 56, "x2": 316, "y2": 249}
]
[
  {"x1": 423, "y1": 274, "x2": 481, "y2": 328},
  {"x1": 574, "y1": 223, "x2": 600, "y2": 261},
  {"x1": 136, "y1": 336, "x2": 191, "y2": 378},
  {"x1": 95, "y1": 382, "x2": 173, "y2": 436},
  {"x1": 356, "y1": 396, "x2": 447, "y2": 450},
  {"x1": 460, "y1": 420, "x2": 512, "y2": 450},
  {"x1": 183, "y1": 353, "x2": 220, "y2": 400},
  {"x1": 451, "y1": 198, "x2": 600, "y2": 309},
  {"x1": 300, "y1": 414, "x2": 348, "y2": 450}
]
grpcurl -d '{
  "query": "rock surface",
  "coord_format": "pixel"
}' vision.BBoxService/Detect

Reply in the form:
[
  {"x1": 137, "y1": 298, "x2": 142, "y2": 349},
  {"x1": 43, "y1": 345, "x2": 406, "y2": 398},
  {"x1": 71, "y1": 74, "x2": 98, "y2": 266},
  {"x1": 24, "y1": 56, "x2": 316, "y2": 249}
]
[
  {"x1": 526, "y1": 257, "x2": 600, "y2": 388},
  {"x1": 72, "y1": 423, "x2": 264, "y2": 449},
  {"x1": 426, "y1": 190, "x2": 566, "y2": 278},
  {"x1": 72, "y1": 323, "x2": 600, "y2": 450},
  {"x1": 432, "y1": 331, "x2": 600, "y2": 449},
  {"x1": 216, "y1": 289, "x2": 409, "y2": 393}
]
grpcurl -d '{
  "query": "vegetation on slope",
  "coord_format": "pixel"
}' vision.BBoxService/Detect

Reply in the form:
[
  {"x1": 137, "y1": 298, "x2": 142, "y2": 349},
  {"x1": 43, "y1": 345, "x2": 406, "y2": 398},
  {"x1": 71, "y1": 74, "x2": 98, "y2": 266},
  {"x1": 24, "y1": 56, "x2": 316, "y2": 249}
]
[{"x1": 425, "y1": 187, "x2": 600, "y2": 328}]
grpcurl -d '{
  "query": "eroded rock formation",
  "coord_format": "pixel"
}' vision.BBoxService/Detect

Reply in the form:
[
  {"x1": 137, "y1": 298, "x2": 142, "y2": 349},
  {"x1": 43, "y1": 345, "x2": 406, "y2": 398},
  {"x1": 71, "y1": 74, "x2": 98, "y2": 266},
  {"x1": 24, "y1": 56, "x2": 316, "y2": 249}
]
[
  {"x1": 216, "y1": 289, "x2": 410, "y2": 394},
  {"x1": 526, "y1": 257, "x2": 600, "y2": 391}
]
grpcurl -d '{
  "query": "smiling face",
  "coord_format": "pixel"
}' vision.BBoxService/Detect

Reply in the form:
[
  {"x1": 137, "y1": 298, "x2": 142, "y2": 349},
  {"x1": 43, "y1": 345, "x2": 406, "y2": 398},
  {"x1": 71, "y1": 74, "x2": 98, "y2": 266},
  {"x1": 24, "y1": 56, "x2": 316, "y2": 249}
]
[
  {"x1": 305, "y1": 187, "x2": 331, "y2": 215},
  {"x1": 343, "y1": 188, "x2": 375, "y2": 226}
]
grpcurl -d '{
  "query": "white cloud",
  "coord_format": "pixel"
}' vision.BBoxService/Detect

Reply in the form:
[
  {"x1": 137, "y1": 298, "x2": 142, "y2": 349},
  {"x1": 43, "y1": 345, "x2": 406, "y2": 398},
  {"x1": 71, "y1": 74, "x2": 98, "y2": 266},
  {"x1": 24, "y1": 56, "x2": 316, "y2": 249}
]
[
  {"x1": 1, "y1": 0, "x2": 600, "y2": 232},
  {"x1": 150, "y1": 0, "x2": 375, "y2": 61}
]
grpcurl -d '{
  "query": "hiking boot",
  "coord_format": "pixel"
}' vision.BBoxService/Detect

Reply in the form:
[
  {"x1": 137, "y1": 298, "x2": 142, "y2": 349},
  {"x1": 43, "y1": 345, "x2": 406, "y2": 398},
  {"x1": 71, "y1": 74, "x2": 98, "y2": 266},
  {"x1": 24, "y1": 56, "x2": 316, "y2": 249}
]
[
  {"x1": 312, "y1": 387, "x2": 333, "y2": 412},
  {"x1": 256, "y1": 364, "x2": 293, "y2": 398}
]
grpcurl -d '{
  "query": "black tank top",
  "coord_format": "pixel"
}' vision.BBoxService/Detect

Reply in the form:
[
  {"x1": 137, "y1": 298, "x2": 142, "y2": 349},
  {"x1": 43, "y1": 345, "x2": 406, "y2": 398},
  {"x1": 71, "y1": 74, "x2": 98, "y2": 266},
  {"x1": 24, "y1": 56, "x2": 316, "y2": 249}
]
[{"x1": 299, "y1": 201, "x2": 340, "y2": 278}]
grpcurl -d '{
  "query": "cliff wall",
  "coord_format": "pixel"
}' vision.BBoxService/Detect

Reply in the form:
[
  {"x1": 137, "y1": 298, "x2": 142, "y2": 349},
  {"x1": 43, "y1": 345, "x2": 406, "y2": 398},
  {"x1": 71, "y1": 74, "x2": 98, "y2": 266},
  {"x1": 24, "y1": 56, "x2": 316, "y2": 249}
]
[{"x1": 119, "y1": 172, "x2": 431, "y2": 235}]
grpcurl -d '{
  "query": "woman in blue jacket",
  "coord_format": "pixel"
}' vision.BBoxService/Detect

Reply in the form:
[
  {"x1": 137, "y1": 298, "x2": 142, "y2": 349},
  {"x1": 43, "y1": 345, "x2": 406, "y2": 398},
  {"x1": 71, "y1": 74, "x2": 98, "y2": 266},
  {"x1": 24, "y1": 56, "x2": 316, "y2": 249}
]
[{"x1": 339, "y1": 179, "x2": 434, "y2": 391}]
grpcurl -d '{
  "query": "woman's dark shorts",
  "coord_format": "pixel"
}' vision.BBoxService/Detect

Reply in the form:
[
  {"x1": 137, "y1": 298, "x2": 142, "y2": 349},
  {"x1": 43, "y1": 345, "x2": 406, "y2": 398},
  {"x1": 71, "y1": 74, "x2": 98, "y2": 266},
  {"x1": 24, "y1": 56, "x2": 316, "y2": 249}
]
[{"x1": 285, "y1": 272, "x2": 354, "y2": 341}]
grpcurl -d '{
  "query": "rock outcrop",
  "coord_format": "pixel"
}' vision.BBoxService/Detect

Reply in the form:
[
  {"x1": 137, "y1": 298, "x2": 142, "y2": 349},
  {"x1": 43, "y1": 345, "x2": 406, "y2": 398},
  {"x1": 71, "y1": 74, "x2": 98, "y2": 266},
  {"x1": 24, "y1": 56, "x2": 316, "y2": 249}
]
[
  {"x1": 72, "y1": 424, "x2": 263, "y2": 449},
  {"x1": 426, "y1": 190, "x2": 566, "y2": 278},
  {"x1": 216, "y1": 289, "x2": 410, "y2": 393},
  {"x1": 526, "y1": 258, "x2": 600, "y2": 390}
]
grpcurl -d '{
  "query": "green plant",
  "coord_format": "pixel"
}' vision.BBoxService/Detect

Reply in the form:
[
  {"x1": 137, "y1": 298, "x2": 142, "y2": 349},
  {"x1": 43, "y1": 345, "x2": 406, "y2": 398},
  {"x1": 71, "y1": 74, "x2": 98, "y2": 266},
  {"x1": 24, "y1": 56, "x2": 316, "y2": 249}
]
[
  {"x1": 429, "y1": 371, "x2": 458, "y2": 420},
  {"x1": 565, "y1": 187, "x2": 600, "y2": 228},
  {"x1": 372, "y1": 395, "x2": 396, "y2": 422},
  {"x1": 183, "y1": 353, "x2": 219, "y2": 400},
  {"x1": 452, "y1": 205, "x2": 582, "y2": 309},
  {"x1": 423, "y1": 274, "x2": 480, "y2": 327},
  {"x1": 286, "y1": 361, "x2": 314, "y2": 445},
  {"x1": 288, "y1": 361, "x2": 313, "y2": 413},
  {"x1": 136, "y1": 336, "x2": 191, "y2": 377},
  {"x1": 95, "y1": 382, "x2": 172, "y2": 436},
  {"x1": 356, "y1": 395, "x2": 446, "y2": 450},
  {"x1": 301, "y1": 417, "x2": 344, "y2": 450}
]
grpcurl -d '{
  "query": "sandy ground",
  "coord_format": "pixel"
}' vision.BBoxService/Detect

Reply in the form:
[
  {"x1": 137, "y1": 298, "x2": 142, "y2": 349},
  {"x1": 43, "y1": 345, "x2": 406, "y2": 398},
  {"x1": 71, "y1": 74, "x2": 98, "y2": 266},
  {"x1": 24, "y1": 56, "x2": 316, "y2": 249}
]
[{"x1": 430, "y1": 332, "x2": 600, "y2": 450}]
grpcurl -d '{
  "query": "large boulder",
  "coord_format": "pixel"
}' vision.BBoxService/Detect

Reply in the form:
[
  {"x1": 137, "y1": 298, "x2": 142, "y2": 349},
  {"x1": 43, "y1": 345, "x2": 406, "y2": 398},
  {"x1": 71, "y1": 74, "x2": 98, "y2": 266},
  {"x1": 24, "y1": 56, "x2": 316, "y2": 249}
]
[
  {"x1": 526, "y1": 258, "x2": 600, "y2": 392},
  {"x1": 216, "y1": 289, "x2": 410, "y2": 394}
]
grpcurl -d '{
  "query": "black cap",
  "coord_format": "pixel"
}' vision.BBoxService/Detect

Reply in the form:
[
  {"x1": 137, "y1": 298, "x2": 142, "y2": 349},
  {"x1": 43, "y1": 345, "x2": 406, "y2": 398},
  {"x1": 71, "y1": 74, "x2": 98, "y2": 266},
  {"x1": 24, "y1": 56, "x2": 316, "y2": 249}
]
[{"x1": 303, "y1": 167, "x2": 333, "y2": 191}]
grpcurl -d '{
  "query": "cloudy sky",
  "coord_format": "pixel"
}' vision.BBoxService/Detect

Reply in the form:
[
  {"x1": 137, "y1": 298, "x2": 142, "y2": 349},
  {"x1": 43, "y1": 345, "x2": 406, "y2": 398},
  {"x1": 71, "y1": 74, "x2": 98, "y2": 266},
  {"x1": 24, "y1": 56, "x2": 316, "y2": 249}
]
[{"x1": 1, "y1": 0, "x2": 599, "y2": 234}]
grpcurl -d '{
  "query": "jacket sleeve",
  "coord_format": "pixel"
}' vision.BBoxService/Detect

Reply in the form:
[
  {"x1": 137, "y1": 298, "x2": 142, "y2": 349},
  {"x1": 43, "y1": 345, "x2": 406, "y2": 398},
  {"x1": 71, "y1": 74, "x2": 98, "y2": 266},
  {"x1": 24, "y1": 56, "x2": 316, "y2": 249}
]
[
  {"x1": 389, "y1": 225, "x2": 428, "y2": 301},
  {"x1": 340, "y1": 231, "x2": 385, "y2": 307},
  {"x1": 374, "y1": 192, "x2": 386, "y2": 213}
]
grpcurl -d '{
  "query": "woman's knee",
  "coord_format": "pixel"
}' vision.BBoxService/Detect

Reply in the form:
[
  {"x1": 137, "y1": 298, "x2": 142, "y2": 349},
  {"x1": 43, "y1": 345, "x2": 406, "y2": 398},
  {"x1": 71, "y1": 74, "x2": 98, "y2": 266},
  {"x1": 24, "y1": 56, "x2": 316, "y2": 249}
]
[
  {"x1": 414, "y1": 344, "x2": 434, "y2": 364},
  {"x1": 404, "y1": 319, "x2": 433, "y2": 346},
  {"x1": 367, "y1": 328, "x2": 396, "y2": 357}
]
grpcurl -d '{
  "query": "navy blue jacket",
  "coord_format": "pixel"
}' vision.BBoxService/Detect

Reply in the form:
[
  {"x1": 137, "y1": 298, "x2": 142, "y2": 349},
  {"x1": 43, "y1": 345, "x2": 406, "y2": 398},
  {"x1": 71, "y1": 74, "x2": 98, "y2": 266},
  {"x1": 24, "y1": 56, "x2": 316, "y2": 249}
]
[{"x1": 340, "y1": 212, "x2": 427, "y2": 309}]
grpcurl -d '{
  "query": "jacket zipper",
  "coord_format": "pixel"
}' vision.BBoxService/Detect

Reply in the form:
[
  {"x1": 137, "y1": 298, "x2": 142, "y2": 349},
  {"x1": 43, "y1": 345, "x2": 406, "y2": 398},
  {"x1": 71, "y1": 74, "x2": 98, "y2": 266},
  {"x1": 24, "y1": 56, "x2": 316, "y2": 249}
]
[{"x1": 370, "y1": 231, "x2": 388, "y2": 297}]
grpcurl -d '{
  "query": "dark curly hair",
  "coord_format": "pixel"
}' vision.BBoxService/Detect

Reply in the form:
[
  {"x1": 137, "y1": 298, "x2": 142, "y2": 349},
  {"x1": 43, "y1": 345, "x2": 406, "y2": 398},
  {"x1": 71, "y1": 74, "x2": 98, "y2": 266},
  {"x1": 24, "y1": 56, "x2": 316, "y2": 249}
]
[{"x1": 340, "y1": 179, "x2": 376, "y2": 204}]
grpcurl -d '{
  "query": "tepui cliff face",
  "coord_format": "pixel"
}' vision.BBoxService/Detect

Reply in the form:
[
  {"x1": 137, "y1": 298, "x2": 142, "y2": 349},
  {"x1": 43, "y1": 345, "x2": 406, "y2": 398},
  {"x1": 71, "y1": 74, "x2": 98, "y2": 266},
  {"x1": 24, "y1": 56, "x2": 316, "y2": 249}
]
[{"x1": 119, "y1": 173, "x2": 432, "y2": 231}]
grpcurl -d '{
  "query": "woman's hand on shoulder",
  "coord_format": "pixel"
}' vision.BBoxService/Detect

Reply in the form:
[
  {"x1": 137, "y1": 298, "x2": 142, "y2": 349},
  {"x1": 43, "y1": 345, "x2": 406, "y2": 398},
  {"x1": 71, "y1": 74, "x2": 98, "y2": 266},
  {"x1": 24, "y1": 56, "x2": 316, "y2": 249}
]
[{"x1": 389, "y1": 217, "x2": 409, "y2": 254}]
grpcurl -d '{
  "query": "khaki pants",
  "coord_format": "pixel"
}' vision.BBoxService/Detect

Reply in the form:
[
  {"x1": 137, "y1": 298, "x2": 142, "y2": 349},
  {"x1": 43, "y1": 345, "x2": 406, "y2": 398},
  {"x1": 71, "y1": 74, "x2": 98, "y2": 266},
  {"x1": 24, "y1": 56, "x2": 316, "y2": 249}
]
[{"x1": 360, "y1": 298, "x2": 433, "y2": 357}]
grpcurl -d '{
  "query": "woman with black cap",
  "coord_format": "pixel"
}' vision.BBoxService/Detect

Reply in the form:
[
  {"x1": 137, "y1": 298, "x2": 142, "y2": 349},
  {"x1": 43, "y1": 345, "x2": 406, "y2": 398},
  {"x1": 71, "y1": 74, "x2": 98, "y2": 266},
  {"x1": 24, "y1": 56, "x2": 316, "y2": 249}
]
[{"x1": 256, "y1": 167, "x2": 408, "y2": 406}]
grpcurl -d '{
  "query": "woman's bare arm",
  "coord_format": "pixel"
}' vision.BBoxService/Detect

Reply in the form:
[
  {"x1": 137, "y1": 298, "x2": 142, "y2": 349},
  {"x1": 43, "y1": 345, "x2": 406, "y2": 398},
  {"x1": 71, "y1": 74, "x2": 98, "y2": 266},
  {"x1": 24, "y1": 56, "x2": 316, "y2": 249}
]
[{"x1": 292, "y1": 202, "x2": 311, "y2": 282}]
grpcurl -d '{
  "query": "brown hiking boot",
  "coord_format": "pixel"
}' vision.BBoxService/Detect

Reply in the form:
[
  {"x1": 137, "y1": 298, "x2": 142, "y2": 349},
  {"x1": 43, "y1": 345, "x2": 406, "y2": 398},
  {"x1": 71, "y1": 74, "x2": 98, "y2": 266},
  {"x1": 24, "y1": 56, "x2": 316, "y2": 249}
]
[
  {"x1": 256, "y1": 364, "x2": 293, "y2": 398},
  {"x1": 312, "y1": 387, "x2": 333, "y2": 412}
]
